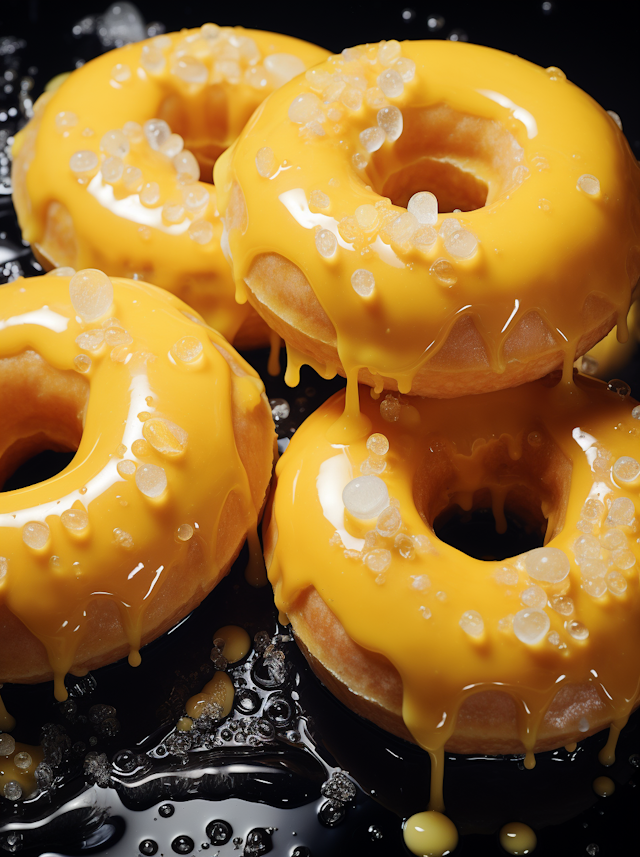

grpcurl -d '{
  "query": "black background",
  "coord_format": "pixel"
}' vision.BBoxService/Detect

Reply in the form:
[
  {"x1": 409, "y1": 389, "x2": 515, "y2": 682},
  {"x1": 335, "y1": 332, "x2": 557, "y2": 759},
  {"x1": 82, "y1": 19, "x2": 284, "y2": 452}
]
[
  {"x1": 1, "y1": 0, "x2": 639, "y2": 161},
  {"x1": 1, "y1": 2, "x2": 640, "y2": 856}
]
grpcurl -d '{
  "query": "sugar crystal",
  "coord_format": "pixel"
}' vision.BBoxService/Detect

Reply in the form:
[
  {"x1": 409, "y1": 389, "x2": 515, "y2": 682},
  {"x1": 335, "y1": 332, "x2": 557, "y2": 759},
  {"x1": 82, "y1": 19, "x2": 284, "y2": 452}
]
[
  {"x1": 309, "y1": 190, "x2": 330, "y2": 209},
  {"x1": 142, "y1": 417, "x2": 188, "y2": 456},
  {"x1": 412, "y1": 225, "x2": 437, "y2": 250},
  {"x1": 100, "y1": 129, "x2": 129, "y2": 158},
  {"x1": 365, "y1": 549, "x2": 391, "y2": 574},
  {"x1": 395, "y1": 534, "x2": 415, "y2": 559},
  {"x1": 367, "y1": 433, "x2": 389, "y2": 455},
  {"x1": 173, "y1": 151, "x2": 200, "y2": 183},
  {"x1": 377, "y1": 106, "x2": 403, "y2": 141},
  {"x1": 264, "y1": 53, "x2": 305, "y2": 86},
  {"x1": 101, "y1": 155, "x2": 124, "y2": 184},
  {"x1": 612, "y1": 549, "x2": 636, "y2": 570},
  {"x1": 0, "y1": 734, "x2": 16, "y2": 755},
  {"x1": 376, "y1": 506, "x2": 402, "y2": 537},
  {"x1": 173, "y1": 56, "x2": 208, "y2": 84},
  {"x1": 605, "y1": 569, "x2": 627, "y2": 595},
  {"x1": 382, "y1": 211, "x2": 418, "y2": 244},
  {"x1": 395, "y1": 57, "x2": 416, "y2": 82},
  {"x1": 429, "y1": 258, "x2": 457, "y2": 286},
  {"x1": 73, "y1": 354, "x2": 91, "y2": 373},
  {"x1": 123, "y1": 165, "x2": 143, "y2": 191},
  {"x1": 521, "y1": 584, "x2": 547, "y2": 608},
  {"x1": 513, "y1": 608, "x2": 550, "y2": 645},
  {"x1": 360, "y1": 126, "x2": 385, "y2": 152},
  {"x1": 176, "y1": 524, "x2": 194, "y2": 542},
  {"x1": 70, "y1": 150, "x2": 98, "y2": 175},
  {"x1": 111, "y1": 63, "x2": 130, "y2": 83},
  {"x1": 69, "y1": 269, "x2": 113, "y2": 322},
  {"x1": 343, "y1": 475, "x2": 389, "y2": 519},
  {"x1": 606, "y1": 497, "x2": 635, "y2": 526},
  {"x1": 377, "y1": 69, "x2": 404, "y2": 98},
  {"x1": 14, "y1": 751, "x2": 32, "y2": 770},
  {"x1": 407, "y1": 191, "x2": 438, "y2": 225},
  {"x1": 577, "y1": 174, "x2": 600, "y2": 195},
  {"x1": 256, "y1": 147, "x2": 277, "y2": 178},
  {"x1": 140, "y1": 182, "x2": 160, "y2": 206},
  {"x1": 524, "y1": 546, "x2": 570, "y2": 582},
  {"x1": 22, "y1": 521, "x2": 49, "y2": 550},
  {"x1": 315, "y1": 229, "x2": 337, "y2": 258},
  {"x1": 135, "y1": 463, "x2": 167, "y2": 498},
  {"x1": 567, "y1": 620, "x2": 589, "y2": 641},
  {"x1": 380, "y1": 394, "x2": 401, "y2": 422},
  {"x1": 173, "y1": 336, "x2": 203, "y2": 363},
  {"x1": 378, "y1": 40, "x2": 402, "y2": 66},
  {"x1": 61, "y1": 509, "x2": 88, "y2": 531},
  {"x1": 444, "y1": 229, "x2": 478, "y2": 259},
  {"x1": 612, "y1": 456, "x2": 640, "y2": 484},
  {"x1": 117, "y1": 460, "x2": 136, "y2": 477},
  {"x1": 141, "y1": 44, "x2": 166, "y2": 74},
  {"x1": 460, "y1": 610, "x2": 484, "y2": 637},
  {"x1": 182, "y1": 184, "x2": 210, "y2": 211},
  {"x1": 112, "y1": 528, "x2": 134, "y2": 548},
  {"x1": 188, "y1": 220, "x2": 214, "y2": 245},
  {"x1": 288, "y1": 93, "x2": 324, "y2": 124}
]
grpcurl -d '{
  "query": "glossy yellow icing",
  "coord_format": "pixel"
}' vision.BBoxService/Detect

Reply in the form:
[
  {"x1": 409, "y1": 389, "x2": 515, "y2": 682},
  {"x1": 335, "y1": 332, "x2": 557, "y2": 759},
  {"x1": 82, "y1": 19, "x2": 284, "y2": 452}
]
[
  {"x1": 266, "y1": 375, "x2": 640, "y2": 787},
  {"x1": 216, "y1": 39, "x2": 640, "y2": 407},
  {"x1": 0, "y1": 273, "x2": 272, "y2": 700},
  {"x1": 11, "y1": 26, "x2": 329, "y2": 344}
]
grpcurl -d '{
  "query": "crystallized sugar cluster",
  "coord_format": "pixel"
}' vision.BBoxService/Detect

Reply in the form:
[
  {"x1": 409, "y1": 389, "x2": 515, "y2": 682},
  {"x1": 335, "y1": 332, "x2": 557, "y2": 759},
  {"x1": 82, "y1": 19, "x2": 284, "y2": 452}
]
[
  {"x1": 260, "y1": 40, "x2": 483, "y2": 288},
  {"x1": 13, "y1": 270, "x2": 197, "y2": 569},
  {"x1": 339, "y1": 422, "x2": 436, "y2": 586},
  {"x1": 333, "y1": 391, "x2": 639, "y2": 650},
  {"x1": 62, "y1": 25, "x2": 311, "y2": 246}
]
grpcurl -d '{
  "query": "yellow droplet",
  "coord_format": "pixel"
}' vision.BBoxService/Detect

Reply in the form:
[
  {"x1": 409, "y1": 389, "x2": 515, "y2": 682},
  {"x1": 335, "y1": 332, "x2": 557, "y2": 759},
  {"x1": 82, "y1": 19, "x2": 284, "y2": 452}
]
[
  {"x1": 499, "y1": 822, "x2": 537, "y2": 855},
  {"x1": 593, "y1": 776, "x2": 615, "y2": 797},
  {"x1": 213, "y1": 625, "x2": 251, "y2": 663},
  {"x1": 403, "y1": 811, "x2": 458, "y2": 857}
]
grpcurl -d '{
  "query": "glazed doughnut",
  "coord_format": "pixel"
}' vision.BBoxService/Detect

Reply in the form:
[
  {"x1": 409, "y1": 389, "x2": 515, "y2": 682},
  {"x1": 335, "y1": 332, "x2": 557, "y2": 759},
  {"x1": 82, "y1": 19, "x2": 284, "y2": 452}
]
[
  {"x1": 11, "y1": 25, "x2": 329, "y2": 347},
  {"x1": 264, "y1": 374, "x2": 640, "y2": 791},
  {"x1": 0, "y1": 270, "x2": 275, "y2": 700},
  {"x1": 216, "y1": 39, "x2": 640, "y2": 403}
]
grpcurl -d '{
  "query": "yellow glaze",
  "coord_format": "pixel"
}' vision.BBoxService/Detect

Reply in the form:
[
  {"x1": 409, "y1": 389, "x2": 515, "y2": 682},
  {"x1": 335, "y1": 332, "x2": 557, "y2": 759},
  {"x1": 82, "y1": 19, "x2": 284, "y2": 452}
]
[
  {"x1": 0, "y1": 273, "x2": 271, "y2": 699},
  {"x1": 11, "y1": 26, "x2": 329, "y2": 345},
  {"x1": 216, "y1": 39, "x2": 640, "y2": 407},
  {"x1": 266, "y1": 375, "x2": 640, "y2": 777}
]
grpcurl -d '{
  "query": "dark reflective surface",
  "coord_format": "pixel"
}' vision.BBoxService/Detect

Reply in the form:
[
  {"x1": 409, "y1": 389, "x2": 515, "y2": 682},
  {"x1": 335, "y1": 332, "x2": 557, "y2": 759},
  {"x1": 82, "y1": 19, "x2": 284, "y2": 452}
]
[{"x1": 1, "y1": 3, "x2": 639, "y2": 855}]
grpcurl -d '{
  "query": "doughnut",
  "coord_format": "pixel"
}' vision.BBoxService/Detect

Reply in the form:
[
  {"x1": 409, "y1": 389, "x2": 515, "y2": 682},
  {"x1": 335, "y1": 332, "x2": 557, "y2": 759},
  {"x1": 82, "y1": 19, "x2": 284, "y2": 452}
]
[
  {"x1": 0, "y1": 270, "x2": 275, "y2": 700},
  {"x1": 215, "y1": 39, "x2": 640, "y2": 410},
  {"x1": 11, "y1": 25, "x2": 329, "y2": 348},
  {"x1": 264, "y1": 373, "x2": 640, "y2": 807}
]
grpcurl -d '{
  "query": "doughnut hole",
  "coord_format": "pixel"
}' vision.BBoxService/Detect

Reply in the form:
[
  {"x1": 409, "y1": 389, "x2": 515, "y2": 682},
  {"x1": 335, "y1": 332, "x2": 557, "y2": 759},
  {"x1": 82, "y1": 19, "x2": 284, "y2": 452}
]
[
  {"x1": 155, "y1": 89, "x2": 229, "y2": 182},
  {"x1": 413, "y1": 430, "x2": 571, "y2": 560},
  {"x1": 372, "y1": 104, "x2": 524, "y2": 212},
  {"x1": 0, "y1": 351, "x2": 87, "y2": 490}
]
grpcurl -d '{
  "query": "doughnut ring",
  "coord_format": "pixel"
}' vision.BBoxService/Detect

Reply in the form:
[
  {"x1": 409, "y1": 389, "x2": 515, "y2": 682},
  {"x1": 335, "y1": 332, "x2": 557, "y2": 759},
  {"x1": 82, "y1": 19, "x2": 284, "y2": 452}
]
[
  {"x1": 0, "y1": 270, "x2": 275, "y2": 700},
  {"x1": 264, "y1": 374, "x2": 640, "y2": 774},
  {"x1": 216, "y1": 39, "x2": 640, "y2": 391},
  {"x1": 11, "y1": 25, "x2": 329, "y2": 347}
]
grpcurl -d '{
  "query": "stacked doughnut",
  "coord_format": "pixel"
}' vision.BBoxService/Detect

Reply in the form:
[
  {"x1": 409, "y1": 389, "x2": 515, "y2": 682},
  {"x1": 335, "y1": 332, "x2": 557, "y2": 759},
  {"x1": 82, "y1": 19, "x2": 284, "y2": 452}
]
[
  {"x1": 214, "y1": 36, "x2": 640, "y2": 789},
  {"x1": 11, "y1": 25, "x2": 328, "y2": 347},
  {"x1": 0, "y1": 270, "x2": 275, "y2": 701}
]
